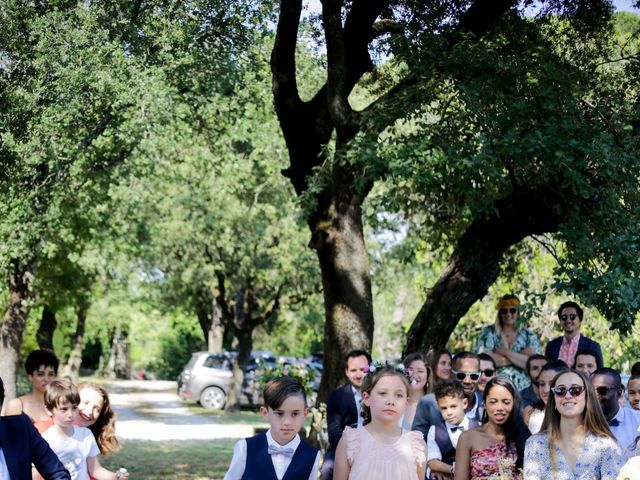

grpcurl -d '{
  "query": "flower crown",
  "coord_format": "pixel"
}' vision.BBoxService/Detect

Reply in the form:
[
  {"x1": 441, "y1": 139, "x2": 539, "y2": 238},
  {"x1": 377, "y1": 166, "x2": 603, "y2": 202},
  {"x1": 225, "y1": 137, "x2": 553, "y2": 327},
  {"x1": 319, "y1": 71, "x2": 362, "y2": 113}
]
[{"x1": 364, "y1": 360, "x2": 410, "y2": 378}]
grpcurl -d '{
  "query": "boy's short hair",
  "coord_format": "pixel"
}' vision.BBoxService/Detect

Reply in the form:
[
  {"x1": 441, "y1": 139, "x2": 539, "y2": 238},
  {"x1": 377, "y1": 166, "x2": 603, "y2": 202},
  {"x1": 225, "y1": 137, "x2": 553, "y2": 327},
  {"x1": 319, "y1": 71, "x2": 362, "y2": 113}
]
[
  {"x1": 44, "y1": 379, "x2": 80, "y2": 410},
  {"x1": 434, "y1": 380, "x2": 465, "y2": 401},
  {"x1": 262, "y1": 376, "x2": 307, "y2": 410},
  {"x1": 25, "y1": 349, "x2": 59, "y2": 375}
]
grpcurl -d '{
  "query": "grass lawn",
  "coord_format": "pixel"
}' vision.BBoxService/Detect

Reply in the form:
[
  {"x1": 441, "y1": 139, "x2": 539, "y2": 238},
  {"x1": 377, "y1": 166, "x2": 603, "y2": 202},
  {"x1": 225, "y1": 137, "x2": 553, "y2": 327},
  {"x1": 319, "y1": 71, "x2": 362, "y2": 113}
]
[{"x1": 101, "y1": 439, "x2": 235, "y2": 479}]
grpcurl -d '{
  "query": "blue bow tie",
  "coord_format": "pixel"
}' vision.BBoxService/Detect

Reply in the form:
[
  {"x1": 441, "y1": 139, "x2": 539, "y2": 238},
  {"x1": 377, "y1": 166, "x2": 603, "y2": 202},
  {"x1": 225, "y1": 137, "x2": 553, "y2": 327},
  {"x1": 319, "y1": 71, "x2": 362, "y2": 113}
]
[
  {"x1": 608, "y1": 419, "x2": 620, "y2": 427},
  {"x1": 268, "y1": 444, "x2": 295, "y2": 457},
  {"x1": 450, "y1": 425, "x2": 464, "y2": 432}
]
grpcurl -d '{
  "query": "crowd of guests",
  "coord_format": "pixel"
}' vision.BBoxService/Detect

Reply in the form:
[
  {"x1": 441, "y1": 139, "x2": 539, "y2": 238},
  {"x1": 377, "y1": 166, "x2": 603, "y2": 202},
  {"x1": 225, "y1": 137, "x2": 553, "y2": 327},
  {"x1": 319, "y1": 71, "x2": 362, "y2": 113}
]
[{"x1": 0, "y1": 349, "x2": 128, "y2": 479}]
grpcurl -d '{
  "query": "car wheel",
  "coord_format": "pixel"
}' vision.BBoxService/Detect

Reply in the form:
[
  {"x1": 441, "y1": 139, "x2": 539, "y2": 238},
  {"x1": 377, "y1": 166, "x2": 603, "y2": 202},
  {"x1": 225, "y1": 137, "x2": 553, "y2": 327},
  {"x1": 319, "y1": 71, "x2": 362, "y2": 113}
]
[{"x1": 199, "y1": 386, "x2": 226, "y2": 409}]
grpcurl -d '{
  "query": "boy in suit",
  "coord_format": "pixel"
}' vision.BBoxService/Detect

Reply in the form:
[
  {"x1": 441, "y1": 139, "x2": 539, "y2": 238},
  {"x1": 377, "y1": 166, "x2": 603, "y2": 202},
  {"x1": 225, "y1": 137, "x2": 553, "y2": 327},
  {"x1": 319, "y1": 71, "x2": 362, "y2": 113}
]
[{"x1": 224, "y1": 376, "x2": 320, "y2": 480}]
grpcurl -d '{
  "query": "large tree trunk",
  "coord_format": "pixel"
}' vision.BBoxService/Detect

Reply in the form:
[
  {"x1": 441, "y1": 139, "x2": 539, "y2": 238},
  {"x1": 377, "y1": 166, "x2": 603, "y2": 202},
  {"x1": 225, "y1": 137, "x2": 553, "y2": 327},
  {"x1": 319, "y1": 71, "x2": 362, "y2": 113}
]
[
  {"x1": 63, "y1": 303, "x2": 88, "y2": 384},
  {"x1": 194, "y1": 287, "x2": 224, "y2": 352},
  {"x1": 404, "y1": 187, "x2": 564, "y2": 355},
  {"x1": 311, "y1": 197, "x2": 374, "y2": 402},
  {"x1": 37, "y1": 305, "x2": 57, "y2": 351},
  {"x1": 0, "y1": 259, "x2": 35, "y2": 400}
]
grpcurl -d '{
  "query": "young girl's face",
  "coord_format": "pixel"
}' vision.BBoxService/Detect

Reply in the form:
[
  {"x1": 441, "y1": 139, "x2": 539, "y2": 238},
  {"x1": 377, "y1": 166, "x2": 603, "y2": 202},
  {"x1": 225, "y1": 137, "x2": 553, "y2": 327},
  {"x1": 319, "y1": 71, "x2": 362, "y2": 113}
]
[
  {"x1": 407, "y1": 360, "x2": 428, "y2": 393},
  {"x1": 363, "y1": 374, "x2": 408, "y2": 424},
  {"x1": 77, "y1": 387, "x2": 105, "y2": 427},
  {"x1": 436, "y1": 354, "x2": 452, "y2": 381},
  {"x1": 485, "y1": 384, "x2": 514, "y2": 426},
  {"x1": 628, "y1": 379, "x2": 640, "y2": 410}
]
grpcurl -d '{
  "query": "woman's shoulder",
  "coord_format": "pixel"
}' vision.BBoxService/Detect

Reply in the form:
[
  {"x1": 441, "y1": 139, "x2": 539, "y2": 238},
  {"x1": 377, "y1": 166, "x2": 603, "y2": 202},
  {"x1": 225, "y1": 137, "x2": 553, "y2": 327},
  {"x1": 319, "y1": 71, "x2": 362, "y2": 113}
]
[
  {"x1": 586, "y1": 432, "x2": 622, "y2": 450},
  {"x1": 3, "y1": 396, "x2": 25, "y2": 415},
  {"x1": 525, "y1": 432, "x2": 549, "y2": 448}
]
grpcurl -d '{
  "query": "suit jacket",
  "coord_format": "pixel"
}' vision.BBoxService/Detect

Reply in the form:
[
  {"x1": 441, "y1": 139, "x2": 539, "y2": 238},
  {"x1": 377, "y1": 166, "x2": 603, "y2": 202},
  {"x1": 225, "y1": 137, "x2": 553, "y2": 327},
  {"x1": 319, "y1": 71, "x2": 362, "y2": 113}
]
[
  {"x1": 0, "y1": 414, "x2": 70, "y2": 480},
  {"x1": 326, "y1": 383, "x2": 358, "y2": 452},
  {"x1": 545, "y1": 334, "x2": 604, "y2": 368}
]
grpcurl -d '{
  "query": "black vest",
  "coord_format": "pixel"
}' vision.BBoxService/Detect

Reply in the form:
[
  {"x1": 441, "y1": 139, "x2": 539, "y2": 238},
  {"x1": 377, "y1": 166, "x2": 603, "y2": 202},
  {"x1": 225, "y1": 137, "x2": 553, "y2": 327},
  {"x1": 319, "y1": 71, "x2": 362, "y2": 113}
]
[
  {"x1": 434, "y1": 418, "x2": 480, "y2": 464},
  {"x1": 241, "y1": 433, "x2": 318, "y2": 480}
]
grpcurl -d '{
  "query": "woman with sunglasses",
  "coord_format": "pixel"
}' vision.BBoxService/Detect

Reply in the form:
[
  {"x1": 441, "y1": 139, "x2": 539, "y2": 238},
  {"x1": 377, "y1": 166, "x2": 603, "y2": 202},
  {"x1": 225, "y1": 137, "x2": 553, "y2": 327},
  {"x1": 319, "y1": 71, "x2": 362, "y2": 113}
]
[
  {"x1": 473, "y1": 294, "x2": 541, "y2": 391},
  {"x1": 523, "y1": 360, "x2": 568, "y2": 434},
  {"x1": 523, "y1": 369, "x2": 623, "y2": 479},
  {"x1": 454, "y1": 376, "x2": 530, "y2": 479}
]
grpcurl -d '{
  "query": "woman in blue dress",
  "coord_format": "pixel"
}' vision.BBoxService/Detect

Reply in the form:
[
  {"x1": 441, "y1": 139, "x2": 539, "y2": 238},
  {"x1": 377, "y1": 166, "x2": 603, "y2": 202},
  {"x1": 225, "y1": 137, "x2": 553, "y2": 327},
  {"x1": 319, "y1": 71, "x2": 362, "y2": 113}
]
[{"x1": 523, "y1": 369, "x2": 624, "y2": 479}]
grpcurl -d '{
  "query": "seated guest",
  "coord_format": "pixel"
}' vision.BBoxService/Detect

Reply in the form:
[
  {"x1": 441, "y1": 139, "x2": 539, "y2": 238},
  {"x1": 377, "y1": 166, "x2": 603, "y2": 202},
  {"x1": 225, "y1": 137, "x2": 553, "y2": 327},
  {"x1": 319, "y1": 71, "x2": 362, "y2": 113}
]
[
  {"x1": 319, "y1": 349, "x2": 371, "y2": 480},
  {"x1": 545, "y1": 301, "x2": 603, "y2": 368},
  {"x1": 477, "y1": 353, "x2": 496, "y2": 394},
  {"x1": 574, "y1": 348, "x2": 603, "y2": 376},
  {"x1": 591, "y1": 367, "x2": 640, "y2": 459},
  {"x1": 428, "y1": 349, "x2": 453, "y2": 387},
  {"x1": 474, "y1": 294, "x2": 541, "y2": 390},
  {"x1": 627, "y1": 374, "x2": 640, "y2": 411},
  {"x1": 427, "y1": 381, "x2": 479, "y2": 479},
  {"x1": 524, "y1": 369, "x2": 623, "y2": 479},
  {"x1": 413, "y1": 351, "x2": 484, "y2": 441},
  {"x1": 401, "y1": 352, "x2": 432, "y2": 429},
  {"x1": 523, "y1": 360, "x2": 569, "y2": 434},
  {"x1": 519, "y1": 354, "x2": 547, "y2": 410}
]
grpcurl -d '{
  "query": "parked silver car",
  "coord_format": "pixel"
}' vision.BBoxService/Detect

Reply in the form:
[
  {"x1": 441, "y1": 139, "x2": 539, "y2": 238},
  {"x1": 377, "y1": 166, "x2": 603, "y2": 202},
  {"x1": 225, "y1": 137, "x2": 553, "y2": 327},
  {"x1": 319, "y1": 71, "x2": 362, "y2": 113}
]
[{"x1": 177, "y1": 351, "x2": 276, "y2": 409}]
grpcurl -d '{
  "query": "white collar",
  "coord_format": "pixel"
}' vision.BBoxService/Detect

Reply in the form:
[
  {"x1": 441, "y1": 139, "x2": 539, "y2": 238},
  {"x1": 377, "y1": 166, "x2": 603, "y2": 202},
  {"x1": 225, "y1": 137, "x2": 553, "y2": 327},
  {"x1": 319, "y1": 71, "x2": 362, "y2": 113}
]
[
  {"x1": 266, "y1": 428, "x2": 300, "y2": 450},
  {"x1": 445, "y1": 416, "x2": 470, "y2": 430}
]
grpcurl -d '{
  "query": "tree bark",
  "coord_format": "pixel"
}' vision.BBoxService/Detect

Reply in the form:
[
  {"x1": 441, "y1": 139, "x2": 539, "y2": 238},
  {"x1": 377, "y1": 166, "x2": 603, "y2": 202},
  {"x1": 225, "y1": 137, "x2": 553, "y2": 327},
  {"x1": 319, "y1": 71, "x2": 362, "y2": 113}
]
[
  {"x1": 404, "y1": 187, "x2": 565, "y2": 355},
  {"x1": 37, "y1": 305, "x2": 57, "y2": 351},
  {"x1": 0, "y1": 259, "x2": 35, "y2": 400},
  {"x1": 194, "y1": 286, "x2": 224, "y2": 352},
  {"x1": 64, "y1": 303, "x2": 88, "y2": 384}
]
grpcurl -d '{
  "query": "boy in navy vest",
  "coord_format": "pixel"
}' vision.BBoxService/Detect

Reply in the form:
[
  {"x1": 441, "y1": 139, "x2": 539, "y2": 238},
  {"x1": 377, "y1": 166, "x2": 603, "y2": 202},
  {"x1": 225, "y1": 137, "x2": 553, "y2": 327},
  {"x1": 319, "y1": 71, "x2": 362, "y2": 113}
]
[
  {"x1": 426, "y1": 381, "x2": 479, "y2": 479},
  {"x1": 224, "y1": 376, "x2": 320, "y2": 480}
]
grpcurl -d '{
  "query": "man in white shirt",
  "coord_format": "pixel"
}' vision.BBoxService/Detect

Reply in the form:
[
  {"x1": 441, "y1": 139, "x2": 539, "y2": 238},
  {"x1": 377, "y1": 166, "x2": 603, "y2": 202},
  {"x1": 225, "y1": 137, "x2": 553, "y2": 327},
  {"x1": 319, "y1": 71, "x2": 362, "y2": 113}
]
[{"x1": 591, "y1": 367, "x2": 640, "y2": 459}]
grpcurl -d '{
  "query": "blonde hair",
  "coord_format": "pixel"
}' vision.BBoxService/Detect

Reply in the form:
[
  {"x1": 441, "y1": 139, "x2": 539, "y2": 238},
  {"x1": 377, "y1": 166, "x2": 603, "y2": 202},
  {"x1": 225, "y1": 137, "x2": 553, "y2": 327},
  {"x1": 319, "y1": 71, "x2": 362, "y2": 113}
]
[{"x1": 540, "y1": 370, "x2": 614, "y2": 470}]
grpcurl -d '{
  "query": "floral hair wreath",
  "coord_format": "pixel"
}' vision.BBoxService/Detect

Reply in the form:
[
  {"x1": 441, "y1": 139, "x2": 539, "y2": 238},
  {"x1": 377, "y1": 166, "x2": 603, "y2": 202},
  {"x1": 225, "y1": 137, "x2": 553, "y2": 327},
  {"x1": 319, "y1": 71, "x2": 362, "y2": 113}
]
[{"x1": 364, "y1": 360, "x2": 411, "y2": 379}]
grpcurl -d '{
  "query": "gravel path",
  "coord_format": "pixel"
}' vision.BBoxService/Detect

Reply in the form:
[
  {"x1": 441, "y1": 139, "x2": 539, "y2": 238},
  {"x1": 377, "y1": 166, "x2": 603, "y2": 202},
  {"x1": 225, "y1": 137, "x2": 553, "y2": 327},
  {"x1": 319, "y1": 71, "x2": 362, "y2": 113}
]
[{"x1": 106, "y1": 380, "x2": 255, "y2": 441}]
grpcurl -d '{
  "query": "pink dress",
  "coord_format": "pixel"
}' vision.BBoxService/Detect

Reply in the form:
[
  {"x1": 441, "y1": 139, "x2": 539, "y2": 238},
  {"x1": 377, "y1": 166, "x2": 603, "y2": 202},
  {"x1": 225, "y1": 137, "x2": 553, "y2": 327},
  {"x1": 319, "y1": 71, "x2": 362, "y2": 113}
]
[
  {"x1": 470, "y1": 442, "x2": 522, "y2": 480},
  {"x1": 344, "y1": 426, "x2": 426, "y2": 480}
]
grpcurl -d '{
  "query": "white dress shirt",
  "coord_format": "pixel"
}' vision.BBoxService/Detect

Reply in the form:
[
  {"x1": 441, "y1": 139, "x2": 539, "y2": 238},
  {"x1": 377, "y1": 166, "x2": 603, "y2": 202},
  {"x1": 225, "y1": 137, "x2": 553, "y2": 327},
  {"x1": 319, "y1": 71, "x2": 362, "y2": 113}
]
[
  {"x1": 609, "y1": 407, "x2": 640, "y2": 459},
  {"x1": 223, "y1": 429, "x2": 320, "y2": 480},
  {"x1": 0, "y1": 449, "x2": 10, "y2": 479},
  {"x1": 426, "y1": 416, "x2": 471, "y2": 462},
  {"x1": 352, "y1": 386, "x2": 364, "y2": 427}
]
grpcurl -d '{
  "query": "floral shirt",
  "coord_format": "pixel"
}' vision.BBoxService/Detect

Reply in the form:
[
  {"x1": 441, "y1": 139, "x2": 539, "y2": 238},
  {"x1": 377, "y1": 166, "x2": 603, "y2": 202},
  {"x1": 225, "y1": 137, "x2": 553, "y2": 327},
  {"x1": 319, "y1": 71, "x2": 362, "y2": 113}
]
[
  {"x1": 473, "y1": 325, "x2": 541, "y2": 390},
  {"x1": 523, "y1": 432, "x2": 624, "y2": 480},
  {"x1": 470, "y1": 441, "x2": 521, "y2": 480}
]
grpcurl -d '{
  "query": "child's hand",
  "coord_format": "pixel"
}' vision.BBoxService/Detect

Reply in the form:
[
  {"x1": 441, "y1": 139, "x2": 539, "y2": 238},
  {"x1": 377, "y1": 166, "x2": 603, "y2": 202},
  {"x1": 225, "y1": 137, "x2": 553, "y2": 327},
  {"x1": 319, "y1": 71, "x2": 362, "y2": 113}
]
[{"x1": 115, "y1": 468, "x2": 129, "y2": 479}]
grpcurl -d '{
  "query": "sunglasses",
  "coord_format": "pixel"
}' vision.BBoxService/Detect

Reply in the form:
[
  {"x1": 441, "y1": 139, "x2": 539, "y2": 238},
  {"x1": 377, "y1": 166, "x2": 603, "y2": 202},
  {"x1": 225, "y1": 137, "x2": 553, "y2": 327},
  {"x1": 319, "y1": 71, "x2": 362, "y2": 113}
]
[
  {"x1": 560, "y1": 313, "x2": 578, "y2": 321},
  {"x1": 452, "y1": 370, "x2": 481, "y2": 382},
  {"x1": 499, "y1": 308, "x2": 518, "y2": 315},
  {"x1": 595, "y1": 386, "x2": 619, "y2": 396},
  {"x1": 551, "y1": 385, "x2": 585, "y2": 398},
  {"x1": 481, "y1": 368, "x2": 495, "y2": 377}
]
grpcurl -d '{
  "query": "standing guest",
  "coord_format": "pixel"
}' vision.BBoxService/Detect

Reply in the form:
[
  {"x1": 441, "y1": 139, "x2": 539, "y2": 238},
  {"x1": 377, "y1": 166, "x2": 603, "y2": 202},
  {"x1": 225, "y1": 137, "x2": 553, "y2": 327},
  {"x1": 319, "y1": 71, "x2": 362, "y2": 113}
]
[
  {"x1": 76, "y1": 383, "x2": 121, "y2": 455},
  {"x1": 545, "y1": 301, "x2": 604, "y2": 369},
  {"x1": 574, "y1": 348, "x2": 603, "y2": 376},
  {"x1": 3, "y1": 349, "x2": 59, "y2": 433},
  {"x1": 333, "y1": 363, "x2": 426, "y2": 480},
  {"x1": 319, "y1": 350, "x2": 371, "y2": 480},
  {"x1": 477, "y1": 354, "x2": 497, "y2": 394},
  {"x1": 401, "y1": 353, "x2": 432, "y2": 430},
  {"x1": 474, "y1": 294, "x2": 541, "y2": 390},
  {"x1": 224, "y1": 376, "x2": 319, "y2": 480},
  {"x1": 454, "y1": 377, "x2": 530, "y2": 480},
  {"x1": 428, "y1": 349, "x2": 453, "y2": 386},
  {"x1": 0, "y1": 376, "x2": 71, "y2": 480},
  {"x1": 591, "y1": 367, "x2": 640, "y2": 459},
  {"x1": 519, "y1": 354, "x2": 548, "y2": 410},
  {"x1": 524, "y1": 369, "x2": 623, "y2": 479},
  {"x1": 41, "y1": 379, "x2": 129, "y2": 480},
  {"x1": 523, "y1": 360, "x2": 569, "y2": 434},
  {"x1": 626, "y1": 374, "x2": 640, "y2": 411},
  {"x1": 427, "y1": 381, "x2": 480, "y2": 480},
  {"x1": 413, "y1": 352, "x2": 484, "y2": 441}
]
